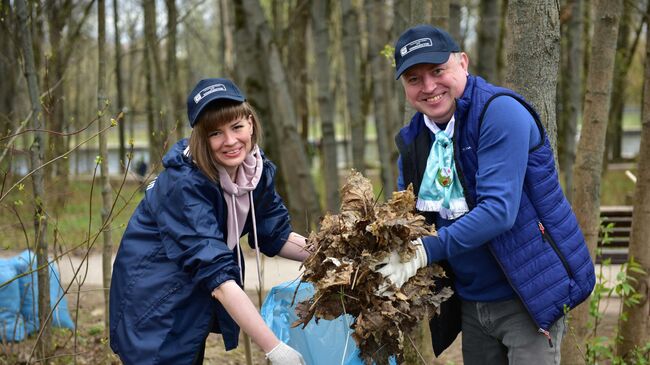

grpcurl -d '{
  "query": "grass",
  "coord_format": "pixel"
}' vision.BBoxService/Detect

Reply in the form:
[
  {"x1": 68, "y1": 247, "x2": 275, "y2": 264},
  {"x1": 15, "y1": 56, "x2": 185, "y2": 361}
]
[
  {"x1": 599, "y1": 168, "x2": 638, "y2": 206},
  {"x1": 0, "y1": 176, "x2": 143, "y2": 255}
]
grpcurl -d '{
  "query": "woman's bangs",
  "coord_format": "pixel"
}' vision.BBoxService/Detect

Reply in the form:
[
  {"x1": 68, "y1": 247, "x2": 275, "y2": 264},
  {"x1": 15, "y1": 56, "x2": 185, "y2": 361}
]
[{"x1": 201, "y1": 102, "x2": 248, "y2": 133}]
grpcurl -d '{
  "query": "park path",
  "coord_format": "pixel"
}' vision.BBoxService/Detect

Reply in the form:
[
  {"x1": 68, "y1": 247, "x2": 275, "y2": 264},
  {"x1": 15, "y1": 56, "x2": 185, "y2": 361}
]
[{"x1": 55, "y1": 253, "x2": 303, "y2": 291}]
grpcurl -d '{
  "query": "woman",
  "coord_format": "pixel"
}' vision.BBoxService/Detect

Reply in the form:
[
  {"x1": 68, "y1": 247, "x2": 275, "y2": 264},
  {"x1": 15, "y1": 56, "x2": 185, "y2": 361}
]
[{"x1": 109, "y1": 78, "x2": 307, "y2": 364}]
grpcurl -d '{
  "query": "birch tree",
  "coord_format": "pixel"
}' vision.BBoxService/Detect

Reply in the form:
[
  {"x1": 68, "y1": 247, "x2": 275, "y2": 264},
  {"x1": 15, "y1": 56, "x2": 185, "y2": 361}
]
[
  {"x1": 504, "y1": 0, "x2": 560, "y2": 153},
  {"x1": 563, "y1": 1, "x2": 622, "y2": 363},
  {"x1": 16, "y1": 0, "x2": 51, "y2": 359}
]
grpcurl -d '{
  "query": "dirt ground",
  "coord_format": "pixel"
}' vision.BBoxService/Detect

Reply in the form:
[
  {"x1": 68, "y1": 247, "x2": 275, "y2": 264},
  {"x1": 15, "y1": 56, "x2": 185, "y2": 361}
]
[
  {"x1": 0, "y1": 253, "x2": 624, "y2": 365},
  {"x1": 0, "y1": 285, "x2": 623, "y2": 365}
]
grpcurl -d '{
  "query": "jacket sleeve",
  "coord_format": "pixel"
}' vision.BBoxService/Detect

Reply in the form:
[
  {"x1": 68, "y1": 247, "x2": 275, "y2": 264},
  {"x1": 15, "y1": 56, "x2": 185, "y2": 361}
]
[
  {"x1": 248, "y1": 159, "x2": 293, "y2": 257},
  {"x1": 397, "y1": 155, "x2": 406, "y2": 191},
  {"x1": 152, "y1": 176, "x2": 241, "y2": 292}
]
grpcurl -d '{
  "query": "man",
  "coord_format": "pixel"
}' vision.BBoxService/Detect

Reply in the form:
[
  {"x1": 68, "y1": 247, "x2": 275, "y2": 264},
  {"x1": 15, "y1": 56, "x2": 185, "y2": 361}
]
[{"x1": 374, "y1": 25, "x2": 595, "y2": 364}]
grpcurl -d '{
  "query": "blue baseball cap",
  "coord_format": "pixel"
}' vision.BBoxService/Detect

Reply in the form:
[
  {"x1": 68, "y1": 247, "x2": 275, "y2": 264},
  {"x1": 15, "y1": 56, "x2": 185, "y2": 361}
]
[
  {"x1": 394, "y1": 25, "x2": 460, "y2": 79},
  {"x1": 186, "y1": 78, "x2": 246, "y2": 128}
]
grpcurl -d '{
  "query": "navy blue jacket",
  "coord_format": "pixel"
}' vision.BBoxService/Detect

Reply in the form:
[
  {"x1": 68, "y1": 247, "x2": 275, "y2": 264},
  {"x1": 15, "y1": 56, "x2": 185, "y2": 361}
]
[
  {"x1": 109, "y1": 139, "x2": 292, "y2": 364},
  {"x1": 396, "y1": 75, "x2": 595, "y2": 355}
]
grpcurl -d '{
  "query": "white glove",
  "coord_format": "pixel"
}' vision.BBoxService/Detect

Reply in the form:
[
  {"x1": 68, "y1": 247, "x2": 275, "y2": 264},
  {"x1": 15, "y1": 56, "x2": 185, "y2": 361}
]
[
  {"x1": 374, "y1": 238, "x2": 428, "y2": 295},
  {"x1": 265, "y1": 341, "x2": 306, "y2": 365}
]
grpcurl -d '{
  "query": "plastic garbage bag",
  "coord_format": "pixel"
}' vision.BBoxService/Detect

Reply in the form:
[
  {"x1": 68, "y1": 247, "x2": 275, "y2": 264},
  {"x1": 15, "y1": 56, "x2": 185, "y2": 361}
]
[
  {"x1": 0, "y1": 259, "x2": 25, "y2": 342},
  {"x1": 261, "y1": 280, "x2": 396, "y2": 365},
  {"x1": 13, "y1": 250, "x2": 75, "y2": 334}
]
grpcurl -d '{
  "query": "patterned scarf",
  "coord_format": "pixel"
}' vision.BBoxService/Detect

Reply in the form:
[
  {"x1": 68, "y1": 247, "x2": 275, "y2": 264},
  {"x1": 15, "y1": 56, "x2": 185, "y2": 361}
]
[{"x1": 416, "y1": 116, "x2": 469, "y2": 220}]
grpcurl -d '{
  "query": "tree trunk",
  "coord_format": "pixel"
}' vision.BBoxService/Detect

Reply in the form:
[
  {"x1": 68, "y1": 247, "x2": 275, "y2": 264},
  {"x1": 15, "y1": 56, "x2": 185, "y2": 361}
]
[
  {"x1": 431, "y1": 0, "x2": 449, "y2": 31},
  {"x1": 0, "y1": 0, "x2": 18, "y2": 137},
  {"x1": 44, "y1": 0, "x2": 67, "y2": 186},
  {"x1": 311, "y1": 0, "x2": 340, "y2": 213},
  {"x1": 563, "y1": 1, "x2": 622, "y2": 364},
  {"x1": 560, "y1": 0, "x2": 583, "y2": 202},
  {"x1": 449, "y1": 0, "x2": 462, "y2": 42},
  {"x1": 220, "y1": 0, "x2": 235, "y2": 77},
  {"x1": 286, "y1": 0, "x2": 309, "y2": 152},
  {"x1": 42, "y1": 1, "x2": 94, "y2": 203},
  {"x1": 166, "y1": 0, "x2": 184, "y2": 140},
  {"x1": 505, "y1": 0, "x2": 560, "y2": 154},
  {"x1": 477, "y1": 0, "x2": 501, "y2": 83},
  {"x1": 605, "y1": 0, "x2": 630, "y2": 163},
  {"x1": 143, "y1": 0, "x2": 172, "y2": 169},
  {"x1": 496, "y1": 0, "x2": 508, "y2": 84},
  {"x1": 96, "y1": 0, "x2": 113, "y2": 338},
  {"x1": 341, "y1": 0, "x2": 365, "y2": 174},
  {"x1": 616, "y1": 3, "x2": 650, "y2": 356},
  {"x1": 113, "y1": 0, "x2": 126, "y2": 173},
  {"x1": 392, "y1": 0, "x2": 407, "y2": 133},
  {"x1": 366, "y1": 0, "x2": 394, "y2": 198},
  {"x1": 144, "y1": 26, "x2": 157, "y2": 170},
  {"x1": 237, "y1": 0, "x2": 322, "y2": 232},
  {"x1": 16, "y1": 0, "x2": 51, "y2": 359}
]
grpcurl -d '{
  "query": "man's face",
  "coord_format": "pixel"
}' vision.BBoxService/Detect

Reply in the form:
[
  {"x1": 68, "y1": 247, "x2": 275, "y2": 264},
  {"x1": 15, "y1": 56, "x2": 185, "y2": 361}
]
[{"x1": 401, "y1": 53, "x2": 469, "y2": 123}]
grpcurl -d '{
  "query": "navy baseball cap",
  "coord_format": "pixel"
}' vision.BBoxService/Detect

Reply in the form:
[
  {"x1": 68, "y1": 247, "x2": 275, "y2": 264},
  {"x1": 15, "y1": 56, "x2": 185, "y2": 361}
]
[
  {"x1": 394, "y1": 25, "x2": 460, "y2": 79},
  {"x1": 186, "y1": 78, "x2": 246, "y2": 128}
]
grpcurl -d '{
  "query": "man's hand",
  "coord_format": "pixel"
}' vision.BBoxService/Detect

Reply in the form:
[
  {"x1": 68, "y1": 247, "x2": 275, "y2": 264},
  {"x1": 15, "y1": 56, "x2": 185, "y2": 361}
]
[
  {"x1": 373, "y1": 238, "x2": 428, "y2": 295},
  {"x1": 266, "y1": 341, "x2": 306, "y2": 365}
]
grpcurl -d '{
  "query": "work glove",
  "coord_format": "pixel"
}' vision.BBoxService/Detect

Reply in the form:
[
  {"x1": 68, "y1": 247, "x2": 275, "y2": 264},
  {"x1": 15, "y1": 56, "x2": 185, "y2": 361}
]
[
  {"x1": 265, "y1": 341, "x2": 306, "y2": 365},
  {"x1": 373, "y1": 238, "x2": 428, "y2": 296}
]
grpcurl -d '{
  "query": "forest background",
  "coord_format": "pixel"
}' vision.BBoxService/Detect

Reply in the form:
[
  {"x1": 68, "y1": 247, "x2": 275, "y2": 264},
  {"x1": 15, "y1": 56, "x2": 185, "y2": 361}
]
[{"x1": 0, "y1": 0, "x2": 649, "y2": 364}]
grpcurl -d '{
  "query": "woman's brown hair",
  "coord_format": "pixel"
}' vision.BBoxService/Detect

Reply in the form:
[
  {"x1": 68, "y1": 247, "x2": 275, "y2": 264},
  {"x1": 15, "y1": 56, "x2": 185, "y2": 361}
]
[{"x1": 189, "y1": 100, "x2": 261, "y2": 182}]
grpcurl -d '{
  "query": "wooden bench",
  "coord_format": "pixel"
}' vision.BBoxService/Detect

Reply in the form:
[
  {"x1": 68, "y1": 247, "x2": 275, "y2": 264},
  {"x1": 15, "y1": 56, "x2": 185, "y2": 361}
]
[{"x1": 597, "y1": 205, "x2": 633, "y2": 264}]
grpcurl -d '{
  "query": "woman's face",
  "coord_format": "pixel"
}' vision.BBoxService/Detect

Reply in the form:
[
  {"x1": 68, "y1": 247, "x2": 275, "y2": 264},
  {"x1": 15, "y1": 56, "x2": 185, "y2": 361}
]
[{"x1": 208, "y1": 115, "x2": 253, "y2": 175}]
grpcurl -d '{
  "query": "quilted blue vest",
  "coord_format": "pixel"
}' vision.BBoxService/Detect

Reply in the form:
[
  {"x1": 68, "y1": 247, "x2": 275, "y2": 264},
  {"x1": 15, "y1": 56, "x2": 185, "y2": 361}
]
[{"x1": 397, "y1": 75, "x2": 596, "y2": 333}]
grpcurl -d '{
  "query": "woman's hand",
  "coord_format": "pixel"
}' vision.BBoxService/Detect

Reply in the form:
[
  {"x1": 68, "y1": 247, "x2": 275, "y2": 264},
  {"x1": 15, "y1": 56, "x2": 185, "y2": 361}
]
[{"x1": 265, "y1": 341, "x2": 306, "y2": 365}]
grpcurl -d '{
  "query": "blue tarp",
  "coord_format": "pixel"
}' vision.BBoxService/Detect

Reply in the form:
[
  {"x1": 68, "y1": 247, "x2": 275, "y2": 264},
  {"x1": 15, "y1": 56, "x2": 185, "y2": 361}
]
[
  {"x1": 261, "y1": 280, "x2": 396, "y2": 365},
  {"x1": 0, "y1": 250, "x2": 75, "y2": 342}
]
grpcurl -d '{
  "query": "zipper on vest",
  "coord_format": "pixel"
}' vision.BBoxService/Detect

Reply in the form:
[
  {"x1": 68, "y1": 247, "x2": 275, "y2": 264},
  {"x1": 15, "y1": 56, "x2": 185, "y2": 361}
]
[
  {"x1": 538, "y1": 328, "x2": 554, "y2": 348},
  {"x1": 538, "y1": 221, "x2": 573, "y2": 279}
]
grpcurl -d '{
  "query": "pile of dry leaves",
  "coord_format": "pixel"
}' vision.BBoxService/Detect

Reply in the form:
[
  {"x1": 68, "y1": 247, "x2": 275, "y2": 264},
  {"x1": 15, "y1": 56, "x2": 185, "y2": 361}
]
[{"x1": 293, "y1": 171, "x2": 454, "y2": 365}]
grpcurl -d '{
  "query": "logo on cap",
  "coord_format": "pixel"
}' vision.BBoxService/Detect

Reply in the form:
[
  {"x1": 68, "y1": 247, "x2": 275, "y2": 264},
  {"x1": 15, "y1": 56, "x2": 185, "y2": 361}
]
[
  {"x1": 194, "y1": 84, "x2": 227, "y2": 104},
  {"x1": 400, "y1": 37, "x2": 433, "y2": 56}
]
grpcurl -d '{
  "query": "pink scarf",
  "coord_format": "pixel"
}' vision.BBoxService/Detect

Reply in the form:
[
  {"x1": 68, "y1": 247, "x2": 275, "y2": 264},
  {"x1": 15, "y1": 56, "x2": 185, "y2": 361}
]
[{"x1": 216, "y1": 145, "x2": 263, "y2": 250}]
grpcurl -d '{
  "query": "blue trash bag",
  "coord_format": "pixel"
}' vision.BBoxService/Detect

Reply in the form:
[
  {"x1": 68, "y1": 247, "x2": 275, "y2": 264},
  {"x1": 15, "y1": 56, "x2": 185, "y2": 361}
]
[
  {"x1": 0, "y1": 259, "x2": 26, "y2": 342},
  {"x1": 13, "y1": 250, "x2": 75, "y2": 334},
  {"x1": 261, "y1": 280, "x2": 396, "y2": 365}
]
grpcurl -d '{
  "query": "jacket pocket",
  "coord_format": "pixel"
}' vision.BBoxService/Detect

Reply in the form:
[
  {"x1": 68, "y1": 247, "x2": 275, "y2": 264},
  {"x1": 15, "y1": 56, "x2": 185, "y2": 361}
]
[{"x1": 537, "y1": 221, "x2": 573, "y2": 279}]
